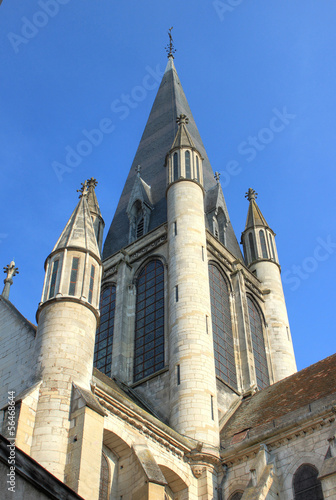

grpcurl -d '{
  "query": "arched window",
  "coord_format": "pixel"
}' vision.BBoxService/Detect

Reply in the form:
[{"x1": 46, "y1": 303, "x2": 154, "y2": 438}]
[
  {"x1": 269, "y1": 233, "x2": 275, "y2": 261},
  {"x1": 98, "y1": 452, "x2": 110, "y2": 500},
  {"x1": 217, "y1": 208, "x2": 226, "y2": 244},
  {"x1": 195, "y1": 155, "x2": 200, "y2": 181},
  {"x1": 209, "y1": 264, "x2": 237, "y2": 389},
  {"x1": 134, "y1": 260, "x2": 164, "y2": 382},
  {"x1": 173, "y1": 152, "x2": 178, "y2": 181},
  {"x1": 94, "y1": 285, "x2": 116, "y2": 377},
  {"x1": 229, "y1": 492, "x2": 243, "y2": 500},
  {"x1": 247, "y1": 297, "x2": 269, "y2": 389},
  {"x1": 249, "y1": 233, "x2": 256, "y2": 262},
  {"x1": 185, "y1": 150, "x2": 191, "y2": 179},
  {"x1": 136, "y1": 217, "x2": 144, "y2": 238},
  {"x1": 259, "y1": 230, "x2": 268, "y2": 259},
  {"x1": 293, "y1": 464, "x2": 324, "y2": 500}
]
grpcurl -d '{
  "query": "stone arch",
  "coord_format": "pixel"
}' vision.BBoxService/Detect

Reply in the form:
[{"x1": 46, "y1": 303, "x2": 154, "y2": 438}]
[
  {"x1": 157, "y1": 461, "x2": 190, "y2": 493},
  {"x1": 132, "y1": 254, "x2": 167, "y2": 285},
  {"x1": 208, "y1": 259, "x2": 233, "y2": 293},
  {"x1": 103, "y1": 426, "x2": 133, "y2": 459},
  {"x1": 282, "y1": 451, "x2": 325, "y2": 497}
]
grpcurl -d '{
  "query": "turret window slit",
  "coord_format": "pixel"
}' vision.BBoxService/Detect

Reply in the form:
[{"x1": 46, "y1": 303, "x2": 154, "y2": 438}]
[
  {"x1": 69, "y1": 257, "x2": 79, "y2": 296},
  {"x1": 49, "y1": 260, "x2": 59, "y2": 299}
]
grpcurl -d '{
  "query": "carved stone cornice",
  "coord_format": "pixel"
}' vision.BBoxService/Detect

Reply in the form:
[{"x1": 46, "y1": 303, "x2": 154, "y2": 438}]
[{"x1": 95, "y1": 387, "x2": 192, "y2": 458}]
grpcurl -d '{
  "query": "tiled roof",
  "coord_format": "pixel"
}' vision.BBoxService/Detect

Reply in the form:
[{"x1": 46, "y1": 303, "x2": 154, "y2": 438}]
[{"x1": 221, "y1": 354, "x2": 336, "y2": 443}]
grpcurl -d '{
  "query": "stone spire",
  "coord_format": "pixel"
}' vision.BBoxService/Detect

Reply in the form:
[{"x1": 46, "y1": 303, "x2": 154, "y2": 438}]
[
  {"x1": 2, "y1": 261, "x2": 19, "y2": 300},
  {"x1": 244, "y1": 188, "x2": 269, "y2": 231},
  {"x1": 52, "y1": 182, "x2": 100, "y2": 260},
  {"x1": 86, "y1": 177, "x2": 105, "y2": 254}
]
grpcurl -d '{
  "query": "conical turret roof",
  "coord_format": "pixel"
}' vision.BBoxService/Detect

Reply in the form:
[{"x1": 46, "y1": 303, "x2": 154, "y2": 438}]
[
  {"x1": 170, "y1": 114, "x2": 196, "y2": 150},
  {"x1": 53, "y1": 187, "x2": 100, "y2": 259},
  {"x1": 87, "y1": 177, "x2": 102, "y2": 218},
  {"x1": 103, "y1": 57, "x2": 242, "y2": 260},
  {"x1": 244, "y1": 188, "x2": 269, "y2": 230}
]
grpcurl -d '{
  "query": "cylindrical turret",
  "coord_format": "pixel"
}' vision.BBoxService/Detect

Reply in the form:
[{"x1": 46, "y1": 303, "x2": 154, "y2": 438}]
[
  {"x1": 166, "y1": 115, "x2": 219, "y2": 448},
  {"x1": 31, "y1": 180, "x2": 102, "y2": 480},
  {"x1": 241, "y1": 188, "x2": 296, "y2": 382}
]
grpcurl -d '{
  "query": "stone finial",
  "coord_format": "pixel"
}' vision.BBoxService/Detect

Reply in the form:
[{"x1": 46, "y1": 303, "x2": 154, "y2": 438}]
[
  {"x1": 245, "y1": 188, "x2": 258, "y2": 202},
  {"x1": 165, "y1": 26, "x2": 176, "y2": 59},
  {"x1": 135, "y1": 165, "x2": 141, "y2": 177},
  {"x1": 87, "y1": 177, "x2": 98, "y2": 190},
  {"x1": 77, "y1": 180, "x2": 88, "y2": 198},
  {"x1": 214, "y1": 171, "x2": 221, "y2": 183},
  {"x1": 2, "y1": 260, "x2": 19, "y2": 300},
  {"x1": 176, "y1": 114, "x2": 189, "y2": 126}
]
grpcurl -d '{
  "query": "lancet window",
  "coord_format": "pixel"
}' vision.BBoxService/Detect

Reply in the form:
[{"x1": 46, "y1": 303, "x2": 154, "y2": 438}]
[
  {"x1": 94, "y1": 285, "x2": 116, "y2": 377},
  {"x1": 134, "y1": 260, "x2": 164, "y2": 382},
  {"x1": 259, "y1": 230, "x2": 268, "y2": 258},
  {"x1": 247, "y1": 296, "x2": 269, "y2": 389},
  {"x1": 185, "y1": 150, "x2": 191, "y2": 178},
  {"x1": 293, "y1": 464, "x2": 324, "y2": 500},
  {"x1": 48, "y1": 259, "x2": 59, "y2": 299},
  {"x1": 209, "y1": 264, "x2": 237, "y2": 389}
]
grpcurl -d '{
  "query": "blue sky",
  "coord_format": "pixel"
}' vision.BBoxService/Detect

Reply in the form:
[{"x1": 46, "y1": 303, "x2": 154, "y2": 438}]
[{"x1": 1, "y1": 1, "x2": 335, "y2": 371}]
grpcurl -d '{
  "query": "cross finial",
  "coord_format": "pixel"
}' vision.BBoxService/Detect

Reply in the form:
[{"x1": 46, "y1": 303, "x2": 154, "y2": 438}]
[
  {"x1": 77, "y1": 180, "x2": 88, "y2": 198},
  {"x1": 176, "y1": 114, "x2": 189, "y2": 126},
  {"x1": 245, "y1": 188, "x2": 258, "y2": 202},
  {"x1": 165, "y1": 27, "x2": 176, "y2": 59},
  {"x1": 135, "y1": 165, "x2": 141, "y2": 177},
  {"x1": 214, "y1": 172, "x2": 221, "y2": 183},
  {"x1": 2, "y1": 260, "x2": 19, "y2": 300}
]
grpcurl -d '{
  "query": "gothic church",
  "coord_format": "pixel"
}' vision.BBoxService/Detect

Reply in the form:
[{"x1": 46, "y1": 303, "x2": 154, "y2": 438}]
[{"x1": 0, "y1": 50, "x2": 335, "y2": 500}]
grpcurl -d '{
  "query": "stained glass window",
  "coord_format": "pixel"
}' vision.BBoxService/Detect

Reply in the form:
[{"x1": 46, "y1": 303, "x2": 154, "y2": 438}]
[
  {"x1": 293, "y1": 464, "x2": 324, "y2": 500},
  {"x1": 259, "y1": 230, "x2": 268, "y2": 258},
  {"x1": 98, "y1": 453, "x2": 110, "y2": 500},
  {"x1": 247, "y1": 296, "x2": 269, "y2": 389},
  {"x1": 94, "y1": 285, "x2": 116, "y2": 377},
  {"x1": 209, "y1": 264, "x2": 237, "y2": 389},
  {"x1": 229, "y1": 493, "x2": 243, "y2": 500},
  {"x1": 134, "y1": 260, "x2": 164, "y2": 382}
]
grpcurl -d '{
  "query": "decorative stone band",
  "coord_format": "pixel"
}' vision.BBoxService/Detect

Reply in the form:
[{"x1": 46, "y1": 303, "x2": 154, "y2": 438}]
[
  {"x1": 36, "y1": 295, "x2": 100, "y2": 323},
  {"x1": 44, "y1": 246, "x2": 102, "y2": 270},
  {"x1": 165, "y1": 177, "x2": 205, "y2": 198}
]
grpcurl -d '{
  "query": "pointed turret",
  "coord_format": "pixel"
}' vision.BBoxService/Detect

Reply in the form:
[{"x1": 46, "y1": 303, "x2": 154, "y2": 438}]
[
  {"x1": 103, "y1": 54, "x2": 242, "y2": 260},
  {"x1": 241, "y1": 188, "x2": 296, "y2": 383},
  {"x1": 31, "y1": 180, "x2": 103, "y2": 481},
  {"x1": 241, "y1": 188, "x2": 278, "y2": 266}
]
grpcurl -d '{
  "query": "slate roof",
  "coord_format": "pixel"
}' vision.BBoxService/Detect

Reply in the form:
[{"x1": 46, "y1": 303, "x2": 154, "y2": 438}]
[
  {"x1": 103, "y1": 57, "x2": 242, "y2": 260},
  {"x1": 52, "y1": 194, "x2": 100, "y2": 259},
  {"x1": 221, "y1": 354, "x2": 336, "y2": 446}
]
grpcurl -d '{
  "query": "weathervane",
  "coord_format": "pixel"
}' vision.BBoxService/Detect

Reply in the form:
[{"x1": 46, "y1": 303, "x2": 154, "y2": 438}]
[
  {"x1": 165, "y1": 27, "x2": 176, "y2": 59},
  {"x1": 245, "y1": 188, "x2": 258, "y2": 202}
]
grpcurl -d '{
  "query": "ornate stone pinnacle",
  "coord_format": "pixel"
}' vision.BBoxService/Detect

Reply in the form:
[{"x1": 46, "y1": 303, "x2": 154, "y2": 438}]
[
  {"x1": 2, "y1": 261, "x2": 19, "y2": 300},
  {"x1": 165, "y1": 26, "x2": 176, "y2": 59},
  {"x1": 87, "y1": 177, "x2": 98, "y2": 190},
  {"x1": 77, "y1": 180, "x2": 88, "y2": 198},
  {"x1": 135, "y1": 165, "x2": 141, "y2": 177},
  {"x1": 245, "y1": 188, "x2": 258, "y2": 202},
  {"x1": 214, "y1": 172, "x2": 221, "y2": 183},
  {"x1": 176, "y1": 114, "x2": 189, "y2": 126}
]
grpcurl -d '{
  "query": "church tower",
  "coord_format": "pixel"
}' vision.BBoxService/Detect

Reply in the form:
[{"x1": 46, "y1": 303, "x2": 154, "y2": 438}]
[
  {"x1": 241, "y1": 188, "x2": 297, "y2": 382},
  {"x1": 31, "y1": 180, "x2": 103, "y2": 481}
]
